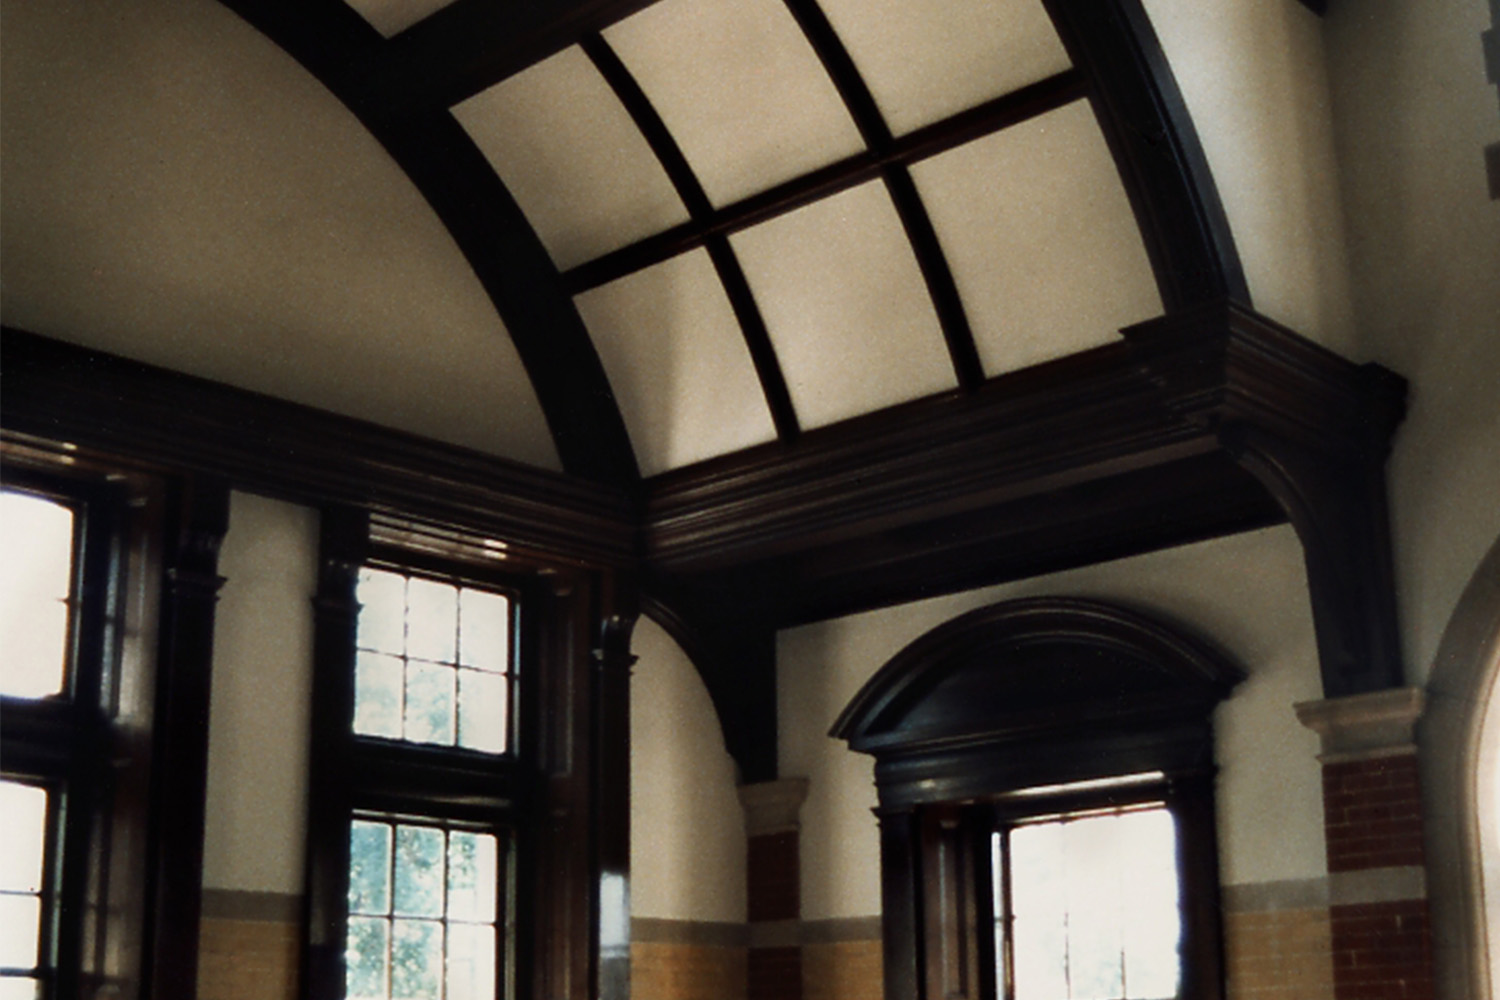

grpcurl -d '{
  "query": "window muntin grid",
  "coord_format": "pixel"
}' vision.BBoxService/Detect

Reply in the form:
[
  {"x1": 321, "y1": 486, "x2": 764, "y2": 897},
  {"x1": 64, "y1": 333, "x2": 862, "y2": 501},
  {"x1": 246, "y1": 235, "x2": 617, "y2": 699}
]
[
  {"x1": 353, "y1": 568, "x2": 515, "y2": 753},
  {"x1": 0, "y1": 490, "x2": 76, "y2": 700},
  {"x1": 0, "y1": 780, "x2": 51, "y2": 997},
  {"x1": 995, "y1": 802, "x2": 1181, "y2": 1000},
  {"x1": 346, "y1": 819, "x2": 501, "y2": 1000}
]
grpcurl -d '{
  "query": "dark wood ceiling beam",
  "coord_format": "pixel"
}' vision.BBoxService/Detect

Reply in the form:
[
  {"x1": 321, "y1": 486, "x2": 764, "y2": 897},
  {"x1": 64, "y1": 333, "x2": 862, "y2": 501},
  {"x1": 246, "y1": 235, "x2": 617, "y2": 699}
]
[
  {"x1": 780, "y1": 0, "x2": 983, "y2": 391},
  {"x1": 380, "y1": 0, "x2": 662, "y2": 113},
  {"x1": 580, "y1": 36, "x2": 800, "y2": 441},
  {"x1": 218, "y1": 0, "x2": 641, "y2": 487},
  {"x1": 1040, "y1": 0, "x2": 1250, "y2": 309},
  {"x1": 562, "y1": 69, "x2": 1085, "y2": 295}
]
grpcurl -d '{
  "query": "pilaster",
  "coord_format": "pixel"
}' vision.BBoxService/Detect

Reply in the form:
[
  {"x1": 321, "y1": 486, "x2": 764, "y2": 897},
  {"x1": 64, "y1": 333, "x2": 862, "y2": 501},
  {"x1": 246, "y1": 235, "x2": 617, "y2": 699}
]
[{"x1": 740, "y1": 778, "x2": 810, "y2": 1000}]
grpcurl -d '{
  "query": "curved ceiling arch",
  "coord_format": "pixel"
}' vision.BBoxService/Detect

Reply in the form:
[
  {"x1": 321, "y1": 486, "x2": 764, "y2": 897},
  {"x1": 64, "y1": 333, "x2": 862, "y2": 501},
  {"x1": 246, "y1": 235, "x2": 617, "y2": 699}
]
[
  {"x1": 220, "y1": 0, "x2": 1248, "y2": 482},
  {"x1": 220, "y1": 0, "x2": 641, "y2": 487}
]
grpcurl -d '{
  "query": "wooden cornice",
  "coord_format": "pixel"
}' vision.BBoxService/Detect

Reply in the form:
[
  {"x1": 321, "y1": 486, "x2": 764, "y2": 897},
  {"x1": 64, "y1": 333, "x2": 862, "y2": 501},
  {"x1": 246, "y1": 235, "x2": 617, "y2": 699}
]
[{"x1": 0, "y1": 329, "x2": 637, "y2": 569}]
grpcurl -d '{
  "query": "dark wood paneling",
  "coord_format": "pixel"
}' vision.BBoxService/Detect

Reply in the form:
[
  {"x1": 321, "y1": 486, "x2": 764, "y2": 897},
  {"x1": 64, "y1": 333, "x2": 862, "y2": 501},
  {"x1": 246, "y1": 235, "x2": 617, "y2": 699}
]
[
  {"x1": 217, "y1": 0, "x2": 640, "y2": 487},
  {"x1": 1, "y1": 329, "x2": 635, "y2": 568}
]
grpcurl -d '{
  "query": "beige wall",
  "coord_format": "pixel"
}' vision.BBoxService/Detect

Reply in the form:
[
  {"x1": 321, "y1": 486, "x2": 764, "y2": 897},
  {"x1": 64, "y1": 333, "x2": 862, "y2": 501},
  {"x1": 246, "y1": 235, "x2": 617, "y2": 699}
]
[
  {"x1": 779, "y1": 525, "x2": 1329, "y2": 922},
  {"x1": 631, "y1": 615, "x2": 748, "y2": 923},
  {"x1": 1323, "y1": 0, "x2": 1500, "y2": 685},
  {"x1": 202, "y1": 492, "x2": 318, "y2": 895},
  {"x1": 1143, "y1": 0, "x2": 1357, "y2": 351}
]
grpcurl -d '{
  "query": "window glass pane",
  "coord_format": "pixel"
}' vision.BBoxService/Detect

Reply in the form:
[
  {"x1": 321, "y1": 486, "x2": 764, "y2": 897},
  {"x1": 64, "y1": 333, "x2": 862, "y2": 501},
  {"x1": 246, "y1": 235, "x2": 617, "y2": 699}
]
[
  {"x1": 355, "y1": 652, "x2": 404, "y2": 739},
  {"x1": 406, "y1": 578, "x2": 457, "y2": 664},
  {"x1": 0, "y1": 895, "x2": 41, "y2": 969},
  {"x1": 346, "y1": 916, "x2": 390, "y2": 1000},
  {"x1": 1008, "y1": 804, "x2": 1179, "y2": 1000},
  {"x1": 458, "y1": 588, "x2": 510, "y2": 672},
  {"x1": 1061, "y1": 814, "x2": 1125, "y2": 1000},
  {"x1": 357, "y1": 568, "x2": 407, "y2": 656},
  {"x1": 0, "y1": 783, "x2": 47, "y2": 893},
  {"x1": 350, "y1": 821, "x2": 393, "y2": 915},
  {"x1": 457, "y1": 669, "x2": 506, "y2": 753},
  {"x1": 405, "y1": 662, "x2": 456, "y2": 745},
  {"x1": 394, "y1": 826, "x2": 445, "y2": 917},
  {"x1": 1119, "y1": 809, "x2": 1180, "y2": 998},
  {"x1": 391, "y1": 919, "x2": 442, "y2": 999},
  {"x1": 0, "y1": 491, "x2": 74, "y2": 699},
  {"x1": 0, "y1": 978, "x2": 43, "y2": 1000},
  {"x1": 447, "y1": 923, "x2": 497, "y2": 1000},
  {"x1": 1010, "y1": 820, "x2": 1068, "y2": 999},
  {"x1": 447, "y1": 832, "x2": 498, "y2": 922}
]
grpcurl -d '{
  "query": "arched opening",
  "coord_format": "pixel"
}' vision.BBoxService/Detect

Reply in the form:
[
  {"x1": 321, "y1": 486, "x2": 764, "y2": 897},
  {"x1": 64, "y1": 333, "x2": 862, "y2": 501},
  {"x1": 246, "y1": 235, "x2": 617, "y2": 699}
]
[
  {"x1": 832, "y1": 597, "x2": 1244, "y2": 1000},
  {"x1": 1421, "y1": 535, "x2": 1500, "y2": 1000}
]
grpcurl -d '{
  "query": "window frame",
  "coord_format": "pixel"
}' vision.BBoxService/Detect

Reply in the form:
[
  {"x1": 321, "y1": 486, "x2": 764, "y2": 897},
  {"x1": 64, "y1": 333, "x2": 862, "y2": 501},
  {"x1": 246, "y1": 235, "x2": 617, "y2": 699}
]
[
  {"x1": 0, "y1": 448, "x2": 228, "y2": 1000},
  {"x1": 832, "y1": 597, "x2": 1241, "y2": 1000},
  {"x1": 304, "y1": 507, "x2": 632, "y2": 1000}
]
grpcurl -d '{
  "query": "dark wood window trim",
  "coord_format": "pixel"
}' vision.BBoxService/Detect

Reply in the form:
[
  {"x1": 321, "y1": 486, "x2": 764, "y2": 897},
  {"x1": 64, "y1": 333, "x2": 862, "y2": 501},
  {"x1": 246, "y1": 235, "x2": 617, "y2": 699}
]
[
  {"x1": 304, "y1": 506, "x2": 637, "y2": 1000},
  {"x1": 833, "y1": 598, "x2": 1243, "y2": 1000},
  {"x1": 0, "y1": 440, "x2": 228, "y2": 1000}
]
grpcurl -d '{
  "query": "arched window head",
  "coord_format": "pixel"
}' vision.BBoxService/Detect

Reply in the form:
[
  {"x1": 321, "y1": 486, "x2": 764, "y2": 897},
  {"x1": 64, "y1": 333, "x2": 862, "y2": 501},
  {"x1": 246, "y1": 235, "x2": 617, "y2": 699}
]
[{"x1": 834, "y1": 597, "x2": 1244, "y2": 1000}]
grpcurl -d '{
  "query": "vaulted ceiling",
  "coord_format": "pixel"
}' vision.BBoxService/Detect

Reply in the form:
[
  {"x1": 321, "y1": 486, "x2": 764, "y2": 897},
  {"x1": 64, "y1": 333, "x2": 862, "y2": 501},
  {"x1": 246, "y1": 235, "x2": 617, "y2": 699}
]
[{"x1": 1, "y1": 0, "x2": 1245, "y2": 489}]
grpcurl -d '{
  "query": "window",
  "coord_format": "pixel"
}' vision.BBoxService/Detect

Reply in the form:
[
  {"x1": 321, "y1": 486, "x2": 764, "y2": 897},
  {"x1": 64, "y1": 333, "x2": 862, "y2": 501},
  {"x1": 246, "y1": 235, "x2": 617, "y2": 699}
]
[
  {"x1": 339, "y1": 563, "x2": 518, "y2": 1000},
  {"x1": 990, "y1": 788, "x2": 1183, "y2": 1000},
  {"x1": 304, "y1": 509, "x2": 630, "y2": 1000},
  {"x1": 833, "y1": 598, "x2": 1242, "y2": 1000},
  {"x1": 0, "y1": 455, "x2": 227, "y2": 999},
  {"x1": 1, "y1": 482, "x2": 104, "y2": 998}
]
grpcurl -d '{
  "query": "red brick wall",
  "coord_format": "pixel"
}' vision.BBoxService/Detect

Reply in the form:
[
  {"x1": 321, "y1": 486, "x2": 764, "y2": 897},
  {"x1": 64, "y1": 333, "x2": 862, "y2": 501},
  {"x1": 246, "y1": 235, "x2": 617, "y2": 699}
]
[
  {"x1": 1322, "y1": 756, "x2": 1424, "y2": 873},
  {"x1": 1319, "y1": 753, "x2": 1433, "y2": 1000},
  {"x1": 1329, "y1": 900, "x2": 1434, "y2": 1000},
  {"x1": 748, "y1": 830, "x2": 802, "y2": 1000}
]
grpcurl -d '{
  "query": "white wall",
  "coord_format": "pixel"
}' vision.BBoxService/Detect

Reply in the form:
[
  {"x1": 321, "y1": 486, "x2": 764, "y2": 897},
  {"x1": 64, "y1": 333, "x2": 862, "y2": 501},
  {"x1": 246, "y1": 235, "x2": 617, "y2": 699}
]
[
  {"x1": 1323, "y1": 0, "x2": 1500, "y2": 685},
  {"x1": 630, "y1": 615, "x2": 747, "y2": 923},
  {"x1": 201, "y1": 492, "x2": 319, "y2": 895},
  {"x1": 1143, "y1": 0, "x2": 1357, "y2": 350},
  {"x1": 779, "y1": 525, "x2": 1327, "y2": 922}
]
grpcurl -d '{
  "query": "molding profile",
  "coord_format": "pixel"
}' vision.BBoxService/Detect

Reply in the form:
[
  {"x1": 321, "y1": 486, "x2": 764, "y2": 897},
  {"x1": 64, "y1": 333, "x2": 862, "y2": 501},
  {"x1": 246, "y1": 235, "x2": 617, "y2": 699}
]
[
  {"x1": 1296, "y1": 687, "x2": 1426, "y2": 762},
  {"x1": 739, "y1": 777, "x2": 810, "y2": 837}
]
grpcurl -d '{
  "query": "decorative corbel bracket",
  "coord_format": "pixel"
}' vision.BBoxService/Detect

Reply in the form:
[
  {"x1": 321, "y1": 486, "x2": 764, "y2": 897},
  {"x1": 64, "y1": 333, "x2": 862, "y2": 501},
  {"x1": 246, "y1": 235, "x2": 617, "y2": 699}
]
[{"x1": 1125, "y1": 302, "x2": 1409, "y2": 696}]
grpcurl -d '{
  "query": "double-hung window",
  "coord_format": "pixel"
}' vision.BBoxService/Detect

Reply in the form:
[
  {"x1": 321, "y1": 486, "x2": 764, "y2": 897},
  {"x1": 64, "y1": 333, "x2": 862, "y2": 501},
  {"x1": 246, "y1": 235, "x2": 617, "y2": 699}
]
[
  {"x1": 305, "y1": 514, "x2": 543, "y2": 1000},
  {"x1": 1, "y1": 481, "x2": 95, "y2": 999},
  {"x1": 0, "y1": 457, "x2": 225, "y2": 1000}
]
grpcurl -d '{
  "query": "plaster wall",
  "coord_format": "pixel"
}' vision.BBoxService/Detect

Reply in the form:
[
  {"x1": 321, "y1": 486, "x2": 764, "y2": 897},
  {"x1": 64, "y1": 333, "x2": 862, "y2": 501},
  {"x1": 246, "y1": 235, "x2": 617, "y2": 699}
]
[
  {"x1": 779, "y1": 524, "x2": 1327, "y2": 922},
  {"x1": 631, "y1": 615, "x2": 748, "y2": 923},
  {"x1": 201, "y1": 492, "x2": 318, "y2": 895},
  {"x1": 1143, "y1": 0, "x2": 1357, "y2": 351},
  {"x1": 1322, "y1": 0, "x2": 1500, "y2": 685}
]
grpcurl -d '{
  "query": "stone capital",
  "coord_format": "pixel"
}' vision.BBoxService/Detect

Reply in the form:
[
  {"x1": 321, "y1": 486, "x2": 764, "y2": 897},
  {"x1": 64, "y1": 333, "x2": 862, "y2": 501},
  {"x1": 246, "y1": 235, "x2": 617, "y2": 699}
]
[
  {"x1": 738, "y1": 777, "x2": 810, "y2": 837},
  {"x1": 1295, "y1": 686, "x2": 1425, "y2": 762}
]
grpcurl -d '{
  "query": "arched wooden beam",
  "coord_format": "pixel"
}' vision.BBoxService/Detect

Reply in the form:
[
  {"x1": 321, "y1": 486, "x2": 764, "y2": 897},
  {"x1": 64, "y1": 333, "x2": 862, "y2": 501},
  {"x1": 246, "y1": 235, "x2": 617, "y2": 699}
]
[
  {"x1": 580, "y1": 36, "x2": 801, "y2": 442},
  {"x1": 218, "y1": 0, "x2": 640, "y2": 488},
  {"x1": 1041, "y1": 0, "x2": 1251, "y2": 311},
  {"x1": 781, "y1": 0, "x2": 985, "y2": 391}
]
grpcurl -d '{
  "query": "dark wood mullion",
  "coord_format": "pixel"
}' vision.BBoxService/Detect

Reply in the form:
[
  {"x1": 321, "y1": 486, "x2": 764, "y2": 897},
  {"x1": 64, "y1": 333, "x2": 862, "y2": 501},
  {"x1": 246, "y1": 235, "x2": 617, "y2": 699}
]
[
  {"x1": 580, "y1": 35, "x2": 800, "y2": 440},
  {"x1": 217, "y1": 0, "x2": 640, "y2": 488},
  {"x1": 779, "y1": 0, "x2": 983, "y2": 390},
  {"x1": 564, "y1": 70, "x2": 1086, "y2": 295}
]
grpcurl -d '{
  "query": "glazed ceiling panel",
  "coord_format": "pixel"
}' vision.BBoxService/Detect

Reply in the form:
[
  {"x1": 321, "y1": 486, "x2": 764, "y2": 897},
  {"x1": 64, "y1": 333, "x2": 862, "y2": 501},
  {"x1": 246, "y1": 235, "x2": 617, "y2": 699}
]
[
  {"x1": 343, "y1": 0, "x2": 457, "y2": 37},
  {"x1": 730, "y1": 181, "x2": 956, "y2": 429},
  {"x1": 575, "y1": 249, "x2": 776, "y2": 476},
  {"x1": 911, "y1": 101, "x2": 1163, "y2": 376},
  {"x1": 0, "y1": 0, "x2": 561, "y2": 469},
  {"x1": 817, "y1": 0, "x2": 1072, "y2": 136},
  {"x1": 602, "y1": 0, "x2": 865, "y2": 207},
  {"x1": 454, "y1": 46, "x2": 690, "y2": 271}
]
